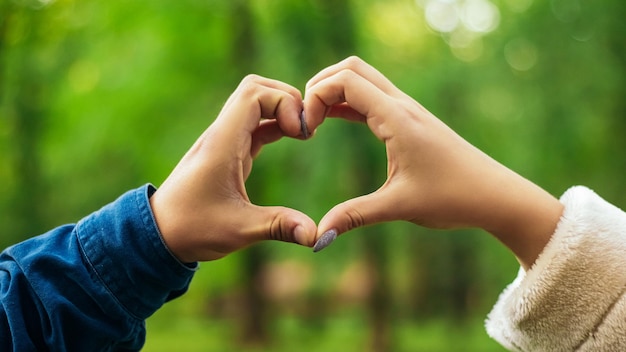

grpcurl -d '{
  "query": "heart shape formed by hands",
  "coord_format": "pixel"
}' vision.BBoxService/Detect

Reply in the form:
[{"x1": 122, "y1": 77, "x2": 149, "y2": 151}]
[
  {"x1": 150, "y1": 57, "x2": 494, "y2": 263},
  {"x1": 151, "y1": 56, "x2": 562, "y2": 270}
]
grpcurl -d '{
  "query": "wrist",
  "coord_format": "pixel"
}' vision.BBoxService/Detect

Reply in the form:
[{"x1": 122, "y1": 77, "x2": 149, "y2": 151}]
[
  {"x1": 148, "y1": 188, "x2": 195, "y2": 264},
  {"x1": 481, "y1": 171, "x2": 564, "y2": 270}
]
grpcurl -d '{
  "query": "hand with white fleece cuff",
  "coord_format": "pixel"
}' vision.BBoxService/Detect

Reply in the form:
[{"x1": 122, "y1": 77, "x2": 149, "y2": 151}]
[{"x1": 304, "y1": 56, "x2": 563, "y2": 271}]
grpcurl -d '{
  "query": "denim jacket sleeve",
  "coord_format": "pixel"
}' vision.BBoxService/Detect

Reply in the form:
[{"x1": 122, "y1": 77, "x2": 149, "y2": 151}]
[{"x1": 0, "y1": 185, "x2": 197, "y2": 351}]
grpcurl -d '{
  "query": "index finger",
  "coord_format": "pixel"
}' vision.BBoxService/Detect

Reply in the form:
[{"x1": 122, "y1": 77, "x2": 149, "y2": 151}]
[
  {"x1": 304, "y1": 68, "x2": 396, "y2": 142},
  {"x1": 216, "y1": 75, "x2": 304, "y2": 139},
  {"x1": 306, "y1": 56, "x2": 402, "y2": 98}
]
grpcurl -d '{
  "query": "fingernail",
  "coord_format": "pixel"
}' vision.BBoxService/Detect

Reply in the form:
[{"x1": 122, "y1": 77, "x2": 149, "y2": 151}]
[
  {"x1": 293, "y1": 225, "x2": 306, "y2": 245},
  {"x1": 299, "y1": 110, "x2": 309, "y2": 139},
  {"x1": 313, "y1": 229, "x2": 337, "y2": 252}
]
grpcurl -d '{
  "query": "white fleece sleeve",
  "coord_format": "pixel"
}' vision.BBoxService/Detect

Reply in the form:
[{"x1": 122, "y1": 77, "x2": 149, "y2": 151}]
[{"x1": 485, "y1": 186, "x2": 626, "y2": 352}]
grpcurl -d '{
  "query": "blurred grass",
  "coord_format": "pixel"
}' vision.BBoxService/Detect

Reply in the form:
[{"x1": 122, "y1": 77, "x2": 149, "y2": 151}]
[
  {"x1": 145, "y1": 294, "x2": 505, "y2": 352},
  {"x1": 144, "y1": 234, "x2": 510, "y2": 352},
  {"x1": 145, "y1": 315, "x2": 505, "y2": 352}
]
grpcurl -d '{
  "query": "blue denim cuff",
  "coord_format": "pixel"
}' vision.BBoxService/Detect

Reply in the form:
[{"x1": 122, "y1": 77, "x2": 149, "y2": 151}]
[{"x1": 76, "y1": 184, "x2": 197, "y2": 320}]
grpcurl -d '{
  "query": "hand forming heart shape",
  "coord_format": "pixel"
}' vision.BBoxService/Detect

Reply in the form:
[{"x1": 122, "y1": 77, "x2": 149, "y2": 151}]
[{"x1": 149, "y1": 56, "x2": 563, "y2": 270}]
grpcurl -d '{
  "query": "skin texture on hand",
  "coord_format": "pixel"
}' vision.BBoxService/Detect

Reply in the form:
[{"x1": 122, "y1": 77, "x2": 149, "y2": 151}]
[
  {"x1": 303, "y1": 57, "x2": 564, "y2": 270},
  {"x1": 149, "y1": 75, "x2": 318, "y2": 263}
]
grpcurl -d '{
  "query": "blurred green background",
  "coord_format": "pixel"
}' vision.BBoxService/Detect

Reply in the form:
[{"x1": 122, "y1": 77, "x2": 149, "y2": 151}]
[{"x1": 1, "y1": 0, "x2": 624, "y2": 351}]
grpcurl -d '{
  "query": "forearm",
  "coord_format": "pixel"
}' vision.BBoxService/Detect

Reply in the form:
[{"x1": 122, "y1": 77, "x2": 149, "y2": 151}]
[
  {"x1": 411, "y1": 126, "x2": 564, "y2": 270},
  {"x1": 477, "y1": 164, "x2": 564, "y2": 271}
]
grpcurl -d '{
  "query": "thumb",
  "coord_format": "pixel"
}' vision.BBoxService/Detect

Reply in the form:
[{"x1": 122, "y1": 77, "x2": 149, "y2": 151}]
[
  {"x1": 315, "y1": 188, "x2": 400, "y2": 252},
  {"x1": 245, "y1": 204, "x2": 318, "y2": 247}
]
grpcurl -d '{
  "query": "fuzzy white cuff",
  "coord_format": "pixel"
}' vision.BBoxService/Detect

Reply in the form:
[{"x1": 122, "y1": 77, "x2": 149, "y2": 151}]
[{"x1": 486, "y1": 186, "x2": 626, "y2": 351}]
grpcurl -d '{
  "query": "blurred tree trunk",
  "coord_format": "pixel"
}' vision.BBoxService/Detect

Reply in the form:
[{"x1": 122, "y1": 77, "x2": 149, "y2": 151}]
[
  {"x1": 228, "y1": 0, "x2": 269, "y2": 347},
  {"x1": 310, "y1": 0, "x2": 398, "y2": 350},
  {"x1": 347, "y1": 126, "x2": 393, "y2": 352},
  {"x1": 363, "y1": 224, "x2": 393, "y2": 352},
  {"x1": 0, "y1": 4, "x2": 47, "y2": 247},
  {"x1": 305, "y1": 0, "x2": 397, "y2": 350},
  {"x1": 0, "y1": 1, "x2": 10, "y2": 248}
]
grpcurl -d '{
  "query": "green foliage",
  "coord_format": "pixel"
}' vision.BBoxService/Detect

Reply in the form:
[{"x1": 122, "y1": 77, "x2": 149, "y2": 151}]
[{"x1": 1, "y1": 0, "x2": 624, "y2": 350}]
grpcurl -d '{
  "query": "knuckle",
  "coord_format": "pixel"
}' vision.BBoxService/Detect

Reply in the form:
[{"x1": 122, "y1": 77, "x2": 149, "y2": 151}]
[
  {"x1": 344, "y1": 55, "x2": 364, "y2": 69},
  {"x1": 344, "y1": 205, "x2": 365, "y2": 231},
  {"x1": 238, "y1": 75, "x2": 263, "y2": 94},
  {"x1": 241, "y1": 73, "x2": 262, "y2": 84},
  {"x1": 238, "y1": 75, "x2": 265, "y2": 101},
  {"x1": 268, "y1": 212, "x2": 291, "y2": 243},
  {"x1": 337, "y1": 68, "x2": 356, "y2": 81}
]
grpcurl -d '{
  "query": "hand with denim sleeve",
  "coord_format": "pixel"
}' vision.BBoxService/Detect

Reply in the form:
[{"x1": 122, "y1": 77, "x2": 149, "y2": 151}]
[
  {"x1": 149, "y1": 75, "x2": 318, "y2": 263},
  {"x1": 303, "y1": 57, "x2": 563, "y2": 270}
]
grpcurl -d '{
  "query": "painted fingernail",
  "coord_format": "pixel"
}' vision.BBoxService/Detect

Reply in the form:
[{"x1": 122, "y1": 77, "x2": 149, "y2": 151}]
[
  {"x1": 299, "y1": 110, "x2": 309, "y2": 139},
  {"x1": 313, "y1": 229, "x2": 337, "y2": 252}
]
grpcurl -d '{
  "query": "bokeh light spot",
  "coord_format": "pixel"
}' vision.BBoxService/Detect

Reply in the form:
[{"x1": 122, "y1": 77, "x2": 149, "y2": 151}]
[
  {"x1": 461, "y1": 0, "x2": 500, "y2": 33},
  {"x1": 504, "y1": 38, "x2": 538, "y2": 71},
  {"x1": 450, "y1": 31, "x2": 484, "y2": 62},
  {"x1": 425, "y1": 0, "x2": 460, "y2": 33}
]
